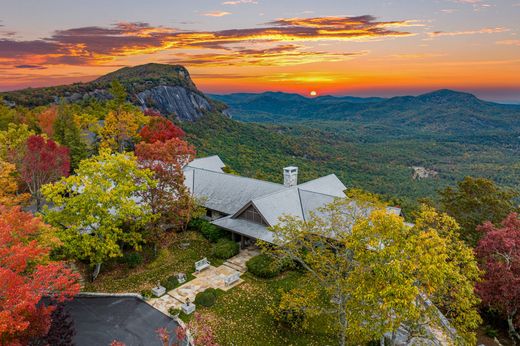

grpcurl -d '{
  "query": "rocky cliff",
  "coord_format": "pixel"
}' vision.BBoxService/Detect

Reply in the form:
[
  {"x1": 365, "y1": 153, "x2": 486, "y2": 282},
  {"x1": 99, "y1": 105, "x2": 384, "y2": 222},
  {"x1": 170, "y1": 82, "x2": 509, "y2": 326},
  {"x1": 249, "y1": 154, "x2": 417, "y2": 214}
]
[{"x1": 0, "y1": 63, "x2": 224, "y2": 121}]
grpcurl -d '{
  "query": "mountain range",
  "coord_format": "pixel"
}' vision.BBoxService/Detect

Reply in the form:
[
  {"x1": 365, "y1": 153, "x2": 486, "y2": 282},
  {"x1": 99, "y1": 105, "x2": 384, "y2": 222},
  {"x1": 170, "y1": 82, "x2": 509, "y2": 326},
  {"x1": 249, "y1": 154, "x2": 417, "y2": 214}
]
[{"x1": 2, "y1": 63, "x2": 519, "y2": 208}]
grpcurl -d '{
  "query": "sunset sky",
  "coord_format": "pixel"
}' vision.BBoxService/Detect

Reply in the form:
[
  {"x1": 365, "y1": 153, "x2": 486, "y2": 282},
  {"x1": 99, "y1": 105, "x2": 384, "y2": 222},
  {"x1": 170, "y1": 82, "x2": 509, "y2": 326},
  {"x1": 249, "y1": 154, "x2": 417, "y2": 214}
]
[{"x1": 1, "y1": 0, "x2": 519, "y2": 102}]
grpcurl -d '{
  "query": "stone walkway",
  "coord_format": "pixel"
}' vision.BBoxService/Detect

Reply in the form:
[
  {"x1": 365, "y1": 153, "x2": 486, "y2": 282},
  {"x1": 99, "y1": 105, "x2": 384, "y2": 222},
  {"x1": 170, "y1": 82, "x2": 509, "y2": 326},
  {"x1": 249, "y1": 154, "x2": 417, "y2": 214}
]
[{"x1": 149, "y1": 248, "x2": 260, "y2": 315}]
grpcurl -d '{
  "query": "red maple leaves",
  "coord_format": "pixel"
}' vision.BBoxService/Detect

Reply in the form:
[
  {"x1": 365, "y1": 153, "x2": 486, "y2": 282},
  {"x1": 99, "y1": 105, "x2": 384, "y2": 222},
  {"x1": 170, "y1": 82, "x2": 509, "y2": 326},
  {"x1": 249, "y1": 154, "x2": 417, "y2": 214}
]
[
  {"x1": 0, "y1": 205, "x2": 80, "y2": 345},
  {"x1": 139, "y1": 112, "x2": 185, "y2": 144}
]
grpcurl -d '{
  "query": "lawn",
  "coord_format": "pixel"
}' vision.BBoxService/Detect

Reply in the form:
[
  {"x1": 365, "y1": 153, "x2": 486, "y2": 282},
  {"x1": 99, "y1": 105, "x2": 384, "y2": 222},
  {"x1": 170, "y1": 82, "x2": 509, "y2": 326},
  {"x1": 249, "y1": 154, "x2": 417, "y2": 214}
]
[
  {"x1": 83, "y1": 231, "x2": 222, "y2": 293},
  {"x1": 82, "y1": 230, "x2": 338, "y2": 345},
  {"x1": 193, "y1": 271, "x2": 338, "y2": 346}
]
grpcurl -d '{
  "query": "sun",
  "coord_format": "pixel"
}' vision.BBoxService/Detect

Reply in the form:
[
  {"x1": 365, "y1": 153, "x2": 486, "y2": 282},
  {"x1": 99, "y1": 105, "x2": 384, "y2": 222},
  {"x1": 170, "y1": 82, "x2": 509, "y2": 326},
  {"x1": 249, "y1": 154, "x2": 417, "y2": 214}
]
[{"x1": 310, "y1": 90, "x2": 317, "y2": 96}]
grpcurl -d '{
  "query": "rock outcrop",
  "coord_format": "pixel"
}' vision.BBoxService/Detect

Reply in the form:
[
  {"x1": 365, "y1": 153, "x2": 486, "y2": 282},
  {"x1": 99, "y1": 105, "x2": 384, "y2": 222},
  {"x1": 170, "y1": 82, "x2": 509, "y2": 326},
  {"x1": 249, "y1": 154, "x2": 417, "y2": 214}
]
[{"x1": 136, "y1": 85, "x2": 212, "y2": 122}]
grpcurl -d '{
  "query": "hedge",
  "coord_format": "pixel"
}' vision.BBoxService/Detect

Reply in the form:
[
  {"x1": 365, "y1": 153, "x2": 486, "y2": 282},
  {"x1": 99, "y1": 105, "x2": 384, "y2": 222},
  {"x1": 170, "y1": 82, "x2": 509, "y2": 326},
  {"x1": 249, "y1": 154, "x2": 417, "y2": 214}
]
[
  {"x1": 194, "y1": 288, "x2": 217, "y2": 307},
  {"x1": 246, "y1": 254, "x2": 282, "y2": 279},
  {"x1": 213, "y1": 239, "x2": 239, "y2": 259},
  {"x1": 189, "y1": 218, "x2": 227, "y2": 243}
]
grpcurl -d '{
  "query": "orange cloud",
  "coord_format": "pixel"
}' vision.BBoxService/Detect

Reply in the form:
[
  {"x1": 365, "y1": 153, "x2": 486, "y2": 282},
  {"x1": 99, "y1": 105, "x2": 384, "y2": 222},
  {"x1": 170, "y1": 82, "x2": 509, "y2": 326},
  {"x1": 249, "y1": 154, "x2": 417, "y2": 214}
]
[
  {"x1": 0, "y1": 16, "x2": 412, "y2": 68},
  {"x1": 202, "y1": 11, "x2": 232, "y2": 17},
  {"x1": 496, "y1": 39, "x2": 520, "y2": 46},
  {"x1": 428, "y1": 27, "x2": 508, "y2": 37}
]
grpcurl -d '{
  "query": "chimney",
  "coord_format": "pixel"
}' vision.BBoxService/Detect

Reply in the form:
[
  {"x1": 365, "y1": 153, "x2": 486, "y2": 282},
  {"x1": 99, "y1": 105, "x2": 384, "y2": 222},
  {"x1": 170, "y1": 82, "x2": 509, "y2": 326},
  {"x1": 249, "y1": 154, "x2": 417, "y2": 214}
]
[{"x1": 283, "y1": 166, "x2": 298, "y2": 187}]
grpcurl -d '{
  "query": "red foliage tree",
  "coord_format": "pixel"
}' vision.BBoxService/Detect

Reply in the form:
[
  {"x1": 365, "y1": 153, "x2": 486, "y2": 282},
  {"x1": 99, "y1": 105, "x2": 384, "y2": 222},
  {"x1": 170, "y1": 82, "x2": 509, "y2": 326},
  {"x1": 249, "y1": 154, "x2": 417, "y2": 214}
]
[
  {"x1": 476, "y1": 212, "x2": 520, "y2": 342},
  {"x1": 139, "y1": 115, "x2": 185, "y2": 144},
  {"x1": 20, "y1": 135, "x2": 70, "y2": 210},
  {"x1": 135, "y1": 138, "x2": 196, "y2": 251},
  {"x1": 0, "y1": 205, "x2": 80, "y2": 345}
]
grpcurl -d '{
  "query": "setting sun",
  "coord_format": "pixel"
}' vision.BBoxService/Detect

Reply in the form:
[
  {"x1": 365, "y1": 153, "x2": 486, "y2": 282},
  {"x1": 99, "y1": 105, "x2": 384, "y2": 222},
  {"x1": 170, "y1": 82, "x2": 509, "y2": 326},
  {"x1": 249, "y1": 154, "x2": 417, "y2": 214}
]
[{"x1": 310, "y1": 91, "x2": 317, "y2": 96}]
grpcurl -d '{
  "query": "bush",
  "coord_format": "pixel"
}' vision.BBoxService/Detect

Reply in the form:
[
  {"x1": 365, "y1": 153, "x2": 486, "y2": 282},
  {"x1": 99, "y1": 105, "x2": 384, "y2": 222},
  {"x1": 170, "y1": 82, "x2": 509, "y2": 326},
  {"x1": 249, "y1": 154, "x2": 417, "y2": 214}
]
[
  {"x1": 194, "y1": 288, "x2": 217, "y2": 307},
  {"x1": 189, "y1": 218, "x2": 227, "y2": 242},
  {"x1": 168, "y1": 307, "x2": 181, "y2": 317},
  {"x1": 484, "y1": 325, "x2": 499, "y2": 338},
  {"x1": 122, "y1": 252, "x2": 143, "y2": 268},
  {"x1": 162, "y1": 275, "x2": 179, "y2": 291},
  {"x1": 141, "y1": 290, "x2": 152, "y2": 300},
  {"x1": 246, "y1": 254, "x2": 281, "y2": 278},
  {"x1": 213, "y1": 239, "x2": 239, "y2": 259}
]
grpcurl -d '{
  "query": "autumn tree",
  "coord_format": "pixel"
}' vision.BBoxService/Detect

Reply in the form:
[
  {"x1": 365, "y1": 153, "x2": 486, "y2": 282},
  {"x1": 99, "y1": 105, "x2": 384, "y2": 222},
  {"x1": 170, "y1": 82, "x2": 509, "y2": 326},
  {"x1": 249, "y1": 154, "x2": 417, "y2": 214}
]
[
  {"x1": 267, "y1": 198, "x2": 480, "y2": 345},
  {"x1": 0, "y1": 159, "x2": 30, "y2": 206},
  {"x1": 53, "y1": 104, "x2": 88, "y2": 170},
  {"x1": 38, "y1": 304, "x2": 76, "y2": 346},
  {"x1": 476, "y1": 213, "x2": 520, "y2": 343},
  {"x1": 440, "y1": 176, "x2": 518, "y2": 245},
  {"x1": 0, "y1": 205, "x2": 80, "y2": 345},
  {"x1": 20, "y1": 135, "x2": 70, "y2": 210},
  {"x1": 135, "y1": 138, "x2": 197, "y2": 251},
  {"x1": 0, "y1": 123, "x2": 35, "y2": 163},
  {"x1": 41, "y1": 149, "x2": 157, "y2": 280},
  {"x1": 139, "y1": 114, "x2": 185, "y2": 143},
  {"x1": 37, "y1": 105, "x2": 58, "y2": 137},
  {"x1": 99, "y1": 81, "x2": 148, "y2": 152}
]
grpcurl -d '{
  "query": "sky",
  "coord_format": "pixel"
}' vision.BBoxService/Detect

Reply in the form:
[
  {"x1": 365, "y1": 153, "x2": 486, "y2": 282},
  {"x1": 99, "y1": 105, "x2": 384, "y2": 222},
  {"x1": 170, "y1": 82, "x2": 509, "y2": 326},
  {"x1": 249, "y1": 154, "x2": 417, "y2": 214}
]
[{"x1": 0, "y1": 0, "x2": 519, "y2": 102}]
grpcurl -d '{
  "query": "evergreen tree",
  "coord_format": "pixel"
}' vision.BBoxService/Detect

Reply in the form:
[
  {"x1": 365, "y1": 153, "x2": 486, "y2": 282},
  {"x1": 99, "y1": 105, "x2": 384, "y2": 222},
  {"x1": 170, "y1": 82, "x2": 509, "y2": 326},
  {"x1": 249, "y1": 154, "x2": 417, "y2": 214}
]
[{"x1": 53, "y1": 105, "x2": 88, "y2": 170}]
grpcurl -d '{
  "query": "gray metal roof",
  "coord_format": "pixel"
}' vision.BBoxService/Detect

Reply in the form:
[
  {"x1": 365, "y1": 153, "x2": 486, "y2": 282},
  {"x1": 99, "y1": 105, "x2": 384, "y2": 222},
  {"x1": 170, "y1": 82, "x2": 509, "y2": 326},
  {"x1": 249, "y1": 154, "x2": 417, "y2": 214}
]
[
  {"x1": 186, "y1": 155, "x2": 225, "y2": 172},
  {"x1": 184, "y1": 166, "x2": 287, "y2": 215},
  {"x1": 297, "y1": 174, "x2": 346, "y2": 197},
  {"x1": 212, "y1": 216, "x2": 276, "y2": 243}
]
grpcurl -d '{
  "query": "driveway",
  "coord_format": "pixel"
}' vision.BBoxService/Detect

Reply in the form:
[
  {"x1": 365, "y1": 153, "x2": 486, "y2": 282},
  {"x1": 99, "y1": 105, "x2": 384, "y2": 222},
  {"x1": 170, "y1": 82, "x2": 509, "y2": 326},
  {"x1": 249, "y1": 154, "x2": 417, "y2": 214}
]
[{"x1": 64, "y1": 296, "x2": 181, "y2": 346}]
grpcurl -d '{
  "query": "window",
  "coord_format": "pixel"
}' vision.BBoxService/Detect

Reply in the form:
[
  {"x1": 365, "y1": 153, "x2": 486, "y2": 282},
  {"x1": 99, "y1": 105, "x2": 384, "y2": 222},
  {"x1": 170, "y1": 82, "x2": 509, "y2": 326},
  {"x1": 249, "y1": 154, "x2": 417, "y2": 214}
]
[{"x1": 238, "y1": 205, "x2": 266, "y2": 225}]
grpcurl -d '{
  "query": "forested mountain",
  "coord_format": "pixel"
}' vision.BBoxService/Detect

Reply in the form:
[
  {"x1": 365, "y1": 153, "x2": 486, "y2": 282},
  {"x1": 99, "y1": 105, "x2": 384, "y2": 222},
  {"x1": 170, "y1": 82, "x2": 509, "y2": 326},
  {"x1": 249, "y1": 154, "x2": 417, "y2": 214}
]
[
  {"x1": 212, "y1": 90, "x2": 520, "y2": 133},
  {"x1": 2, "y1": 63, "x2": 519, "y2": 210}
]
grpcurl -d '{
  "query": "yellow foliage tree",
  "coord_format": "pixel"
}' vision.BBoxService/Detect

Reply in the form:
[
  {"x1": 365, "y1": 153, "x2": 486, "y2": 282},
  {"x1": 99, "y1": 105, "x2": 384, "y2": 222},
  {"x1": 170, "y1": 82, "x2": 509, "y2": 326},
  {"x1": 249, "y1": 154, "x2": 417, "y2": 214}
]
[
  {"x1": 99, "y1": 110, "x2": 148, "y2": 152},
  {"x1": 0, "y1": 159, "x2": 30, "y2": 206}
]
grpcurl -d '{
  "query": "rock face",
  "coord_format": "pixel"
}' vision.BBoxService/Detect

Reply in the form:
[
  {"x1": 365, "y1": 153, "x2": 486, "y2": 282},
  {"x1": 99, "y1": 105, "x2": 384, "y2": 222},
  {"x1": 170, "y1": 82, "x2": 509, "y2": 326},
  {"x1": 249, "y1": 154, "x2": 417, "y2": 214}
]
[{"x1": 136, "y1": 86, "x2": 212, "y2": 122}]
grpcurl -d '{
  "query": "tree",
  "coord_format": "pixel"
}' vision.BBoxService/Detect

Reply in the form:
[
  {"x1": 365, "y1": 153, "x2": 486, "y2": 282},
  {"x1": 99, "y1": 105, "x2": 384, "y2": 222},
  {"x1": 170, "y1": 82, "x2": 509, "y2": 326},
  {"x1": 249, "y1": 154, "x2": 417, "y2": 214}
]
[
  {"x1": 135, "y1": 138, "x2": 196, "y2": 252},
  {"x1": 476, "y1": 213, "x2": 520, "y2": 343},
  {"x1": 0, "y1": 123, "x2": 35, "y2": 163},
  {"x1": 0, "y1": 159, "x2": 30, "y2": 206},
  {"x1": 99, "y1": 81, "x2": 148, "y2": 152},
  {"x1": 41, "y1": 149, "x2": 157, "y2": 280},
  {"x1": 37, "y1": 106, "x2": 58, "y2": 137},
  {"x1": 38, "y1": 304, "x2": 75, "y2": 346},
  {"x1": 439, "y1": 176, "x2": 518, "y2": 245},
  {"x1": 0, "y1": 205, "x2": 80, "y2": 345},
  {"x1": 267, "y1": 198, "x2": 480, "y2": 345},
  {"x1": 20, "y1": 135, "x2": 70, "y2": 211},
  {"x1": 53, "y1": 105, "x2": 88, "y2": 170},
  {"x1": 139, "y1": 115, "x2": 185, "y2": 143},
  {"x1": 173, "y1": 313, "x2": 219, "y2": 346}
]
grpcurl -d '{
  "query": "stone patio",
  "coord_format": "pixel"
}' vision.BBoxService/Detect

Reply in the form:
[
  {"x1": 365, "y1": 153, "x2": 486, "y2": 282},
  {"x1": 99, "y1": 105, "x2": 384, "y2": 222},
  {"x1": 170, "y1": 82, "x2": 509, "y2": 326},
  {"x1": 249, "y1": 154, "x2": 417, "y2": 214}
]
[{"x1": 148, "y1": 247, "x2": 259, "y2": 314}]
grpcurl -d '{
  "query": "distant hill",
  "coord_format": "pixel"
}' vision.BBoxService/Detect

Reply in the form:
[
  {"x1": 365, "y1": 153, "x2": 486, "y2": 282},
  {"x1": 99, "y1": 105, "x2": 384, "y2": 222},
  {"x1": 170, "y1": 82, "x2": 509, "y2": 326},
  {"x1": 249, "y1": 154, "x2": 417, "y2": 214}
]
[
  {"x1": 211, "y1": 90, "x2": 520, "y2": 133},
  {"x1": 1, "y1": 63, "x2": 224, "y2": 121}
]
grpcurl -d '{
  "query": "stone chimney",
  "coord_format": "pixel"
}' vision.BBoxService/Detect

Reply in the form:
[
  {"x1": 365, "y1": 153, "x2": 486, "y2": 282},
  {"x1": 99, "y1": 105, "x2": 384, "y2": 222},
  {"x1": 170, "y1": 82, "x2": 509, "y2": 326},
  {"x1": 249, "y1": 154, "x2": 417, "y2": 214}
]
[{"x1": 283, "y1": 166, "x2": 298, "y2": 187}]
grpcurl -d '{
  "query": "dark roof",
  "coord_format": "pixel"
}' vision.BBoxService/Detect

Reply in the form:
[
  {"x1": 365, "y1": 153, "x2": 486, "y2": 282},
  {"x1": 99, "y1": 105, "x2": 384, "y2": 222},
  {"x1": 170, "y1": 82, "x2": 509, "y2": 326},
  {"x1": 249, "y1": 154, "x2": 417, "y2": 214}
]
[{"x1": 63, "y1": 296, "x2": 180, "y2": 346}]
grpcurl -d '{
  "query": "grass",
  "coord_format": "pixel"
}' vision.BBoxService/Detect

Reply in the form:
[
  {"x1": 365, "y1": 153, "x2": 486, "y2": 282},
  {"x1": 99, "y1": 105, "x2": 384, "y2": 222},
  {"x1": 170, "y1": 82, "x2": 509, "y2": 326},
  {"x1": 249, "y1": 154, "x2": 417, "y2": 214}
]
[
  {"x1": 192, "y1": 271, "x2": 337, "y2": 346},
  {"x1": 83, "y1": 231, "x2": 221, "y2": 293}
]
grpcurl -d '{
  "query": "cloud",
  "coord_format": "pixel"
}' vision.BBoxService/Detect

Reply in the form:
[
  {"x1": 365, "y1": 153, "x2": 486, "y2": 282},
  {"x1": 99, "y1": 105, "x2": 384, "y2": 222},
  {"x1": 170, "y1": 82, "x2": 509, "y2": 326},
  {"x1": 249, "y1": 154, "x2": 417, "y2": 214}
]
[
  {"x1": 14, "y1": 64, "x2": 47, "y2": 69},
  {"x1": 428, "y1": 27, "x2": 508, "y2": 37},
  {"x1": 168, "y1": 44, "x2": 366, "y2": 67},
  {"x1": 202, "y1": 11, "x2": 232, "y2": 17},
  {"x1": 222, "y1": 0, "x2": 257, "y2": 5},
  {"x1": 496, "y1": 39, "x2": 520, "y2": 46},
  {"x1": 0, "y1": 15, "x2": 413, "y2": 68}
]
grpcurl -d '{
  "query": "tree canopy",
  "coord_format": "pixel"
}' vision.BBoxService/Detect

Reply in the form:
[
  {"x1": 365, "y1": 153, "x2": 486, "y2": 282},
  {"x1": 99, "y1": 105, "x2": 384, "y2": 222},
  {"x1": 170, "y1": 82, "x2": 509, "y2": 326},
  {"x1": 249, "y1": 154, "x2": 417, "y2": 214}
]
[{"x1": 41, "y1": 149, "x2": 157, "y2": 280}]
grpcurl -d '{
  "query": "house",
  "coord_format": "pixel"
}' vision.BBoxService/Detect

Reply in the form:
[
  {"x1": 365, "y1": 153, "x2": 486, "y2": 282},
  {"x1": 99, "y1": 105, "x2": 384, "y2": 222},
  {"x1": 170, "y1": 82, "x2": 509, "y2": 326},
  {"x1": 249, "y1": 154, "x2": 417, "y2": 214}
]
[{"x1": 184, "y1": 156, "x2": 403, "y2": 247}]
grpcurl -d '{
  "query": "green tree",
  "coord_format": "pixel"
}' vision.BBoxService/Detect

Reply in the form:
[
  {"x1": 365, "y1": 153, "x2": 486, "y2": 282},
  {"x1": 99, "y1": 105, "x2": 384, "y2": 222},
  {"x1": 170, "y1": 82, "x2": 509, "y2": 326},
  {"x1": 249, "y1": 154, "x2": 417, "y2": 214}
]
[
  {"x1": 53, "y1": 104, "x2": 88, "y2": 170},
  {"x1": 439, "y1": 176, "x2": 518, "y2": 245},
  {"x1": 41, "y1": 149, "x2": 157, "y2": 280},
  {"x1": 267, "y1": 198, "x2": 480, "y2": 345}
]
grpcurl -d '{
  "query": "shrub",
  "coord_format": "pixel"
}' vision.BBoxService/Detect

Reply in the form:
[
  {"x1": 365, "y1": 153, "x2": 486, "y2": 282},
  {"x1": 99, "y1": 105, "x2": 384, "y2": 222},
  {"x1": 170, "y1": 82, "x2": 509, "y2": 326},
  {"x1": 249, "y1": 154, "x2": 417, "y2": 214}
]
[
  {"x1": 194, "y1": 288, "x2": 217, "y2": 307},
  {"x1": 168, "y1": 307, "x2": 181, "y2": 317},
  {"x1": 141, "y1": 290, "x2": 152, "y2": 300},
  {"x1": 200, "y1": 221, "x2": 226, "y2": 243},
  {"x1": 484, "y1": 325, "x2": 499, "y2": 338},
  {"x1": 122, "y1": 252, "x2": 143, "y2": 268},
  {"x1": 162, "y1": 275, "x2": 179, "y2": 291},
  {"x1": 213, "y1": 239, "x2": 239, "y2": 259},
  {"x1": 246, "y1": 254, "x2": 281, "y2": 278}
]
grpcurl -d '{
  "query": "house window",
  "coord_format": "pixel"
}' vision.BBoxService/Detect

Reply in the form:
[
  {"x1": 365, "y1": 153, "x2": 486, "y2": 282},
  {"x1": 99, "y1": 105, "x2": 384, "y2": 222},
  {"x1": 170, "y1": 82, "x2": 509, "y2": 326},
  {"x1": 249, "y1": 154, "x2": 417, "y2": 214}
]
[{"x1": 239, "y1": 205, "x2": 266, "y2": 225}]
